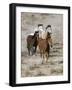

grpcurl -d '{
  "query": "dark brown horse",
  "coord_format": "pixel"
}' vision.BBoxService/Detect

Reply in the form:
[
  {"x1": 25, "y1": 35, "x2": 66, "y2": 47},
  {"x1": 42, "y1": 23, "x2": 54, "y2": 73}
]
[{"x1": 27, "y1": 31, "x2": 39, "y2": 55}]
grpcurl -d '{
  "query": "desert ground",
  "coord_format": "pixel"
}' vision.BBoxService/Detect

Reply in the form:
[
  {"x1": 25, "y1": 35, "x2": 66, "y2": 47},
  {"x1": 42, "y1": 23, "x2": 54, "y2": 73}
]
[{"x1": 21, "y1": 12, "x2": 63, "y2": 77}]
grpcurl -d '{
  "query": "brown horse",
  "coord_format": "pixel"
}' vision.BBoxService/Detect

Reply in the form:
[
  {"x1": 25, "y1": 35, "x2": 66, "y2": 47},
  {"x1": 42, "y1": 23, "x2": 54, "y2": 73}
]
[
  {"x1": 27, "y1": 31, "x2": 39, "y2": 55},
  {"x1": 37, "y1": 32, "x2": 52, "y2": 63}
]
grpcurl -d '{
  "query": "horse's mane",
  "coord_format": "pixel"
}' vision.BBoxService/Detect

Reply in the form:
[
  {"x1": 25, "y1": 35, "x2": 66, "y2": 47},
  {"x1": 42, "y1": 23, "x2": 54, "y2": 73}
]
[{"x1": 32, "y1": 31, "x2": 39, "y2": 39}]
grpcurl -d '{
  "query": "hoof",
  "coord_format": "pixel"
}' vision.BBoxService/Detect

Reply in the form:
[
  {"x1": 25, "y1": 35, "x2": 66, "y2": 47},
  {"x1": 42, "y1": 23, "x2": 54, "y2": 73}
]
[{"x1": 42, "y1": 61, "x2": 46, "y2": 64}]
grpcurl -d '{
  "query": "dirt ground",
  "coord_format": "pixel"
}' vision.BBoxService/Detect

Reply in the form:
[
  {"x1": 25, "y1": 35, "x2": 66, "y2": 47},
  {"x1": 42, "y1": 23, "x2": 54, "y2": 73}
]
[{"x1": 21, "y1": 43, "x2": 63, "y2": 77}]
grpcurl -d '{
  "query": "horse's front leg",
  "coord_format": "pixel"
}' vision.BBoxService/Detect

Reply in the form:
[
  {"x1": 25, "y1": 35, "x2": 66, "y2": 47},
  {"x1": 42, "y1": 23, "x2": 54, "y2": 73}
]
[
  {"x1": 39, "y1": 50, "x2": 42, "y2": 58},
  {"x1": 34, "y1": 46, "x2": 37, "y2": 53},
  {"x1": 42, "y1": 53, "x2": 46, "y2": 64},
  {"x1": 28, "y1": 48, "x2": 30, "y2": 56},
  {"x1": 33, "y1": 46, "x2": 37, "y2": 56}
]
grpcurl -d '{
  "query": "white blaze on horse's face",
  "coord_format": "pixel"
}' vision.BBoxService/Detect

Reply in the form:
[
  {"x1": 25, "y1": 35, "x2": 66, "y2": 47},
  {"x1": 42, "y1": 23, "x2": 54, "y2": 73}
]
[
  {"x1": 38, "y1": 26, "x2": 43, "y2": 31},
  {"x1": 47, "y1": 27, "x2": 52, "y2": 33}
]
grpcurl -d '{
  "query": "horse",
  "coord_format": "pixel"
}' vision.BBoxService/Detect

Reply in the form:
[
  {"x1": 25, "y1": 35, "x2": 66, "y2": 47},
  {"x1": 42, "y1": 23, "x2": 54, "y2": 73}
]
[
  {"x1": 27, "y1": 31, "x2": 39, "y2": 56},
  {"x1": 47, "y1": 32, "x2": 53, "y2": 56},
  {"x1": 37, "y1": 32, "x2": 52, "y2": 63}
]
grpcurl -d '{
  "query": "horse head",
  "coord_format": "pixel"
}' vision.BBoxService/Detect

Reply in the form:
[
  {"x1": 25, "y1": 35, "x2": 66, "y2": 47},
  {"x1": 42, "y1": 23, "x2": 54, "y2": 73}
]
[{"x1": 34, "y1": 31, "x2": 39, "y2": 41}]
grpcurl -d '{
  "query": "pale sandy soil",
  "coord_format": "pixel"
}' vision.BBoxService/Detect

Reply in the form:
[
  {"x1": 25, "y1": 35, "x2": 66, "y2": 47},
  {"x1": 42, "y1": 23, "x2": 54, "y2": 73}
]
[{"x1": 21, "y1": 43, "x2": 63, "y2": 77}]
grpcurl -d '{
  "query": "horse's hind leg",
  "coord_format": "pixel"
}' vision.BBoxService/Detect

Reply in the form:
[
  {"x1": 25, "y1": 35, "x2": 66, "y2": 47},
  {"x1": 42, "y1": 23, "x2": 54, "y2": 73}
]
[{"x1": 47, "y1": 44, "x2": 50, "y2": 56}]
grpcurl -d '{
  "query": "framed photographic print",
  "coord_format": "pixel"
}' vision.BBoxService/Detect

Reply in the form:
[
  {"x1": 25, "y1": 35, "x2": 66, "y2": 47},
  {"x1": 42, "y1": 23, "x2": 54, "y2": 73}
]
[{"x1": 9, "y1": 3, "x2": 70, "y2": 87}]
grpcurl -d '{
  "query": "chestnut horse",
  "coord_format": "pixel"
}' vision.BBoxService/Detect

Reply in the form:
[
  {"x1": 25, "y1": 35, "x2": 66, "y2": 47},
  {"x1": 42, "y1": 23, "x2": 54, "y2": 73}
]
[{"x1": 37, "y1": 32, "x2": 52, "y2": 63}]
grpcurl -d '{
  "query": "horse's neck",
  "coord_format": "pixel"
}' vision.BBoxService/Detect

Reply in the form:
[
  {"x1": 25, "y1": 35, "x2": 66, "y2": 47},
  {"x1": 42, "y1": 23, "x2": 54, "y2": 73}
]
[
  {"x1": 32, "y1": 34, "x2": 37, "y2": 42},
  {"x1": 32, "y1": 34, "x2": 35, "y2": 38},
  {"x1": 41, "y1": 31, "x2": 47, "y2": 39}
]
